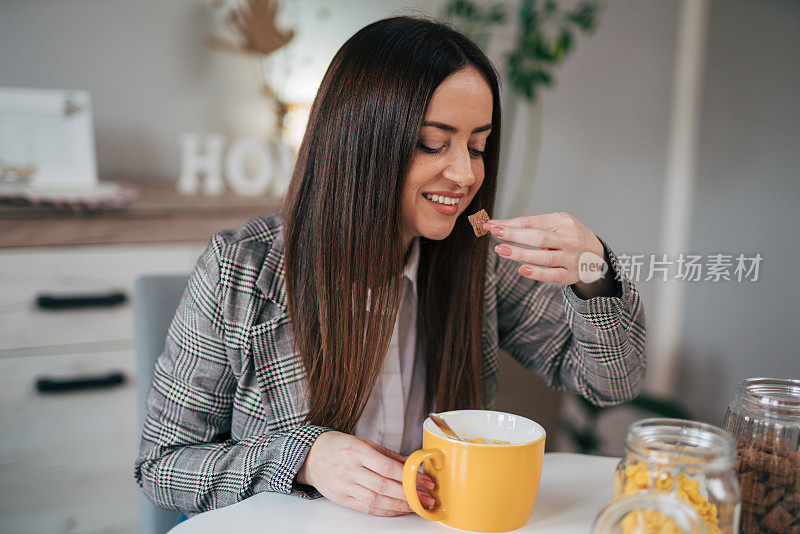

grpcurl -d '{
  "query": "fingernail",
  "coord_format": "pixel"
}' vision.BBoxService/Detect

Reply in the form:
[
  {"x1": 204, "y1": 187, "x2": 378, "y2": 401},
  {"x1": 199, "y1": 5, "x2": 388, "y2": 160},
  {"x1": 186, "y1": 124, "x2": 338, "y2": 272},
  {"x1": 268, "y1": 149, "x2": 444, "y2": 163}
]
[
  {"x1": 483, "y1": 221, "x2": 497, "y2": 229},
  {"x1": 495, "y1": 245, "x2": 511, "y2": 257},
  {"x1": 520, "y1": 266, "x2": 533, "y2": 276},
  {"x1": 423, "y1": 478, "x2": 435, "y2": 490},
  {"x1": 489, "y1": 226, "x2": 504, "y2": 237},
  {"x1": 423, "y1": 496, "x2": 436, "y2": 508}
]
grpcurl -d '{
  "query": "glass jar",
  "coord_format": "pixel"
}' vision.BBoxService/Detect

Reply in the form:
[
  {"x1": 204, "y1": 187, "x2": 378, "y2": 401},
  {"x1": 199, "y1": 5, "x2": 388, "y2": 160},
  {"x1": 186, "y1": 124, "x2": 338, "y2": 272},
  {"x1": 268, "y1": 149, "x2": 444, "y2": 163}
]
[
  {"x1": 724, "y1": 377, "x2": 800, "y2": 533},
  {"x1": 614, "y1": 418, "x2": 740, "y2": 534},
  {"x1": 594, "y1": 492, "x2": 708, "y2": 534}
]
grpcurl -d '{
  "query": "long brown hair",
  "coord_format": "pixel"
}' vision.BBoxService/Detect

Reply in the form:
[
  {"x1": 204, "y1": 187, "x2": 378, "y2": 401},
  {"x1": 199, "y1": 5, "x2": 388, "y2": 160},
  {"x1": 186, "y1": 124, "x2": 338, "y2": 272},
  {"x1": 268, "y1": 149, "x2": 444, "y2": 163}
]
[{"x1": 283, "y1": 16, "x2": 502, "y2": 433}]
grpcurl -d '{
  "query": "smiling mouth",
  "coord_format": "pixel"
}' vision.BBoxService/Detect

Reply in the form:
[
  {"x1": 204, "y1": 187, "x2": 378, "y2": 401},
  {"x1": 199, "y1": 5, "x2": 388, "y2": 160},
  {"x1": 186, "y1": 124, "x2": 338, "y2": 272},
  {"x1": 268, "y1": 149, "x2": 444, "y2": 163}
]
[{"x1": 422, "y1": 192, "x2": 461, "y2": 206}]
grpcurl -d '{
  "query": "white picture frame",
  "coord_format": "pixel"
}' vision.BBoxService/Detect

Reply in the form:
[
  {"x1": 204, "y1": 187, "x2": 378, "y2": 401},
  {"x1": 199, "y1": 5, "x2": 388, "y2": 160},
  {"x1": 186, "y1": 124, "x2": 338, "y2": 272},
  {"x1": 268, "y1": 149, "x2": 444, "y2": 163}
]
[{"x1": 0, "y1": 87, "x2": 98, "y2": 190}]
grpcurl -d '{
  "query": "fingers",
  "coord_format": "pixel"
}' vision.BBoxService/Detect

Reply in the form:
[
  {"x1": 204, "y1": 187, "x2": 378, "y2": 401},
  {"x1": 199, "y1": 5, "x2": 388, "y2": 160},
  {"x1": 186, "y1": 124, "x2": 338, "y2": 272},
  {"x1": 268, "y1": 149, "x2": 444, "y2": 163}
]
[
  {"x1": 347, "y1": 484, "x2": 413, "y2": 516},
  {"x1": 495, "y1": 244, "x2": 566, "y2": 268},
  {"x1": 486, "y1": 211, "x2": 604, "y2": 286},
  {"x1": 485, "y1": 212, "x2": 569, "y2": 230},
  {"x1": 364, "y1": 441, "x2": 406, "y2": 464},
  {"x1": 416, "y1": 471, "x2": 435, "y2": 491},
  {"x1": 305, "y1": 433, "x2": 440, "y2": 518},
  {"x1": 517, "y1": 264, "x2": 569, "y2": 284},
  {"x1": 490, "y1": 226, "x2": 570, "y2": 250},
  {"x1": 359, "y1": 442, "x2": 405, "y2": 483},
  {"x1": 356, "y1": 468, "x2": 436, "y2": 509},
  {"x1": 494, "y1": 243, "x2": 570, "y2": 283},
  {"x1": 417, "y1": 488, "x2": 437, "y2": 510},
  {"x1": 357, "y1": 441, "x2": 438, "y2": 513},
  {"x1": 360, "y1": 441, "x2": 435, "y2": 490},
  {"x1": 356, "y1": 467, "x2": 407, "y2": 502}
]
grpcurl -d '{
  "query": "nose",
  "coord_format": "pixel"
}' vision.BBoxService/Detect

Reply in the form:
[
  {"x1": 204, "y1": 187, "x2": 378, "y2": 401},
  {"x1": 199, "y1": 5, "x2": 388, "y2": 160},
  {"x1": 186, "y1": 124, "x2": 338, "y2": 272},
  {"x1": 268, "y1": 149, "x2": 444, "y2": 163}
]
[{"x1": 441, "y1": 144, "x2": 476, "y2": 187}]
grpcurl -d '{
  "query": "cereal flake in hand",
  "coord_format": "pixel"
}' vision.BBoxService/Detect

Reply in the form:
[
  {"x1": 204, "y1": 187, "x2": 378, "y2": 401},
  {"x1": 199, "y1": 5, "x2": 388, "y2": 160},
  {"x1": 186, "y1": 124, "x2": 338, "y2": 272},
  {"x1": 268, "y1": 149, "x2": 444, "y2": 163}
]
[{"x1": 468, "y1": 209, "x2": 490, "y2": 237}]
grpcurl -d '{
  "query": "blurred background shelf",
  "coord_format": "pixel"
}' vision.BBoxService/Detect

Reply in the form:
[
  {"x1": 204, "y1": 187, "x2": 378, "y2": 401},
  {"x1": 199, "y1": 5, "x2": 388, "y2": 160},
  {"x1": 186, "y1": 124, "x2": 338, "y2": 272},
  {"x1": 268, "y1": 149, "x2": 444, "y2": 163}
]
[{"x1": 0, "y1": 182, "x2": 282, "y2": 248}]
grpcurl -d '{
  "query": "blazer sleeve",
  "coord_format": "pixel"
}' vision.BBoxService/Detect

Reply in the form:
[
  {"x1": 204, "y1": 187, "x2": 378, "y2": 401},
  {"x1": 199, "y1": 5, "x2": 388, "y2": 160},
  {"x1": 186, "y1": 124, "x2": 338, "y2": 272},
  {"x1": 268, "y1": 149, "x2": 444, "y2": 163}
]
[
  {"x1": 494, "y1": 236, "x2": 646, "y2": 407},
  {"x1": 134, "y1": 235, "x2": 329, "y2": 514}
]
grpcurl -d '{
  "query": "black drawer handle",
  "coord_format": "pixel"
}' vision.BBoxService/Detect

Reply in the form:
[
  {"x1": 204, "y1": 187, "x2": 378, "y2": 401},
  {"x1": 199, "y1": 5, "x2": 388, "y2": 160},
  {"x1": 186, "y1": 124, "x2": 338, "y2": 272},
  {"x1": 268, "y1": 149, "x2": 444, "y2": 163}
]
[
  {"x1": 35, "y1": 372, "x2": 126, "y2": 394},
  {"x1": 36, "y1": 291, "x2": 127, "y2": 310}
]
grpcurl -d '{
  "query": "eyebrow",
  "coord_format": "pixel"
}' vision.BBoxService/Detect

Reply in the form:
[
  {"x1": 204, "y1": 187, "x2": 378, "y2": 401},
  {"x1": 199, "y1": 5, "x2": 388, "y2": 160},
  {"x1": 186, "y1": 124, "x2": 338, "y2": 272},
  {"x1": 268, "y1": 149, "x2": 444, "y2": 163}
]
[{"x1": 422, "y1": 121, "x2": 492, "y2": 134}]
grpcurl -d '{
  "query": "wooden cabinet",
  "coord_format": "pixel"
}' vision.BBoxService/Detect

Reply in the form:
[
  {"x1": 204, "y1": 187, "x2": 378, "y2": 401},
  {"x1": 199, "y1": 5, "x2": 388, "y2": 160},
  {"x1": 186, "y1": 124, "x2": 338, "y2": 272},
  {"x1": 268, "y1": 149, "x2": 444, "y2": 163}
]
[{"x1": 0, "y1": 244, "x2": 205, "y2": 533}]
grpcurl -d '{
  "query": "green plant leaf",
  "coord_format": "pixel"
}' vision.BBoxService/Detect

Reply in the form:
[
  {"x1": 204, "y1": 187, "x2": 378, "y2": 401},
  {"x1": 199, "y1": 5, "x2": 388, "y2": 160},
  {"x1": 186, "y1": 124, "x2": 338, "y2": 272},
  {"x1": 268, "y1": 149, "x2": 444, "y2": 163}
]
[
  {"x1": 535, "y1": 38, "x2": 552, "y2": 61},
  {"x1": 447, "y1": 0, "x2": 477, "y2": 19},
  {"x1": 628, "y1": 394, "x2": 693, "y2": 420},
  {"x1": 578, "y1": 395, "x2": 603, "y2": 418},
  {"x1": 440, "y1": 0, "x2": 507, "y2": 47},
  {"x1": 561, "y1": 420, "x2": 601, "y2": 454},
  {"x1": 503, "y1": 0, "x2": 601, "y2": 100},
  {"x1": 519, "y1": 0, "x2": 537, "y2": 30},
  {"x1": 486, "y1": 5, "x2": 506, "y2": 23},
  {"x1": 569, "y1": 2, "x2": 598, "y2": 32},
  {"x1": 550, "y1": 29, "x2": 571, "y2": 61}
]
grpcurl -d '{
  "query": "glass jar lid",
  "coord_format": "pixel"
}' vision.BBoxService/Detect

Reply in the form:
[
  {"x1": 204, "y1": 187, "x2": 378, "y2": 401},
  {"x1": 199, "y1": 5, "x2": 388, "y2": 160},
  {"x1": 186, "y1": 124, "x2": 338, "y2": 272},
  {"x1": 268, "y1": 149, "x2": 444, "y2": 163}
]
[
  {"x1": 733, "y1": 377, "x2": 800, "y2": 422},
  {"x1": 625, "y1": 418, "x2": 735, "y2": 472}
]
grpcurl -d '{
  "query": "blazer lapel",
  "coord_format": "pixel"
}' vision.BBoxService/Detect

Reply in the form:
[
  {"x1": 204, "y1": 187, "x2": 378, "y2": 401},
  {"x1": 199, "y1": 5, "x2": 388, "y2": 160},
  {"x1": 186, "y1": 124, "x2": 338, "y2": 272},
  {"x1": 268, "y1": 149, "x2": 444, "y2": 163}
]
[
  {"x1": 250, "y1": 220, "x2": 310, "y2": 428},
  {"x1": 254, "y1": 221, "x2": 288, "y2": 315}
]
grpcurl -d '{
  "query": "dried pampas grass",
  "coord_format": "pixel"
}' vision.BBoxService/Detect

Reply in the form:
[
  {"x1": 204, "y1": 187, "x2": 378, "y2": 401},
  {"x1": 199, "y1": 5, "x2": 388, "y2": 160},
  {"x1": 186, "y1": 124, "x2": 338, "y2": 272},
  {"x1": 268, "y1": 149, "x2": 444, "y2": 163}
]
[{"x1": 206, "y1": 0, "x2": 294, "y2": 57}]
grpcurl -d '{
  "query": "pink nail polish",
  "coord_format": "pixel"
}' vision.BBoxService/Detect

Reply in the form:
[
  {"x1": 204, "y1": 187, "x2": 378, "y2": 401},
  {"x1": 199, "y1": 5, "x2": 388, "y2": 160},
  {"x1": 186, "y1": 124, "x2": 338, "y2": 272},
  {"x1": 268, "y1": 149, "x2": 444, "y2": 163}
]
[
  {"x1": 489, "y1": 226, "x2": 504, "y2": 237},
  {"x1": 495, "y1": 245, "x2": 511, "y2": 257},
  {"x1": 520, "y1": 266, "x2": 533, "y2": 276}
]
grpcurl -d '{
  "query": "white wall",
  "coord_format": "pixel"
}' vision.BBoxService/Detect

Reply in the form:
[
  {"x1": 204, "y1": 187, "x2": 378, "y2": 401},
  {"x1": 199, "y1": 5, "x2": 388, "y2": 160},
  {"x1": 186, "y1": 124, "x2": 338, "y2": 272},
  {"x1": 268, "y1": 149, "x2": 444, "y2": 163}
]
[
  {"x1": 678, "y1": 0, "x2": 800, "y2": 424},
  {"x1": 527, "y1": 0, "x2": 679, "y2": 349}
]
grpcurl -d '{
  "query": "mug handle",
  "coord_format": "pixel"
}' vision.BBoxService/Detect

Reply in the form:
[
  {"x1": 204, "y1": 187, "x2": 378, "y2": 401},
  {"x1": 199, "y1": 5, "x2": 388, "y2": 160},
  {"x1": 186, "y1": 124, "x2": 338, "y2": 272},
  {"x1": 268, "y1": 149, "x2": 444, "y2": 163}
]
[{"x1": 403, "y1": 448, "x2": 445, "y2": 521}]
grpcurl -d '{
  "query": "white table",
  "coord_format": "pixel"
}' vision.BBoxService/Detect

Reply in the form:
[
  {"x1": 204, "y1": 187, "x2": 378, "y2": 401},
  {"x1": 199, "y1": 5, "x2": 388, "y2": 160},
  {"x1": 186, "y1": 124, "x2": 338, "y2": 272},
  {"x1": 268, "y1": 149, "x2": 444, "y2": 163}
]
[{"x1": 171, "y1": 453, "x2": 619, "y2": 533}]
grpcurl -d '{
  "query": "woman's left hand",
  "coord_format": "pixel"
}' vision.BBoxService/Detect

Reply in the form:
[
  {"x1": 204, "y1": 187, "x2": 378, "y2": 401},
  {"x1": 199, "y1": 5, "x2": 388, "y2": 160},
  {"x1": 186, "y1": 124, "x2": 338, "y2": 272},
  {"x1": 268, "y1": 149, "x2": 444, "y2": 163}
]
[{"x1": 484, "y1": 212, "x2": 619, "y2": 299}]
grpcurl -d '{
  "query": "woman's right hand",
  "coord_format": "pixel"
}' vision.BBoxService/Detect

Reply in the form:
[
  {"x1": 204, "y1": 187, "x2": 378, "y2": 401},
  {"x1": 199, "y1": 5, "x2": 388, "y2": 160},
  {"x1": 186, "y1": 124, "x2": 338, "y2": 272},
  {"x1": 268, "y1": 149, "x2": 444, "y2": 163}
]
[{"x1": 296, "y1": 431, "x2": 437, "y2": 516}]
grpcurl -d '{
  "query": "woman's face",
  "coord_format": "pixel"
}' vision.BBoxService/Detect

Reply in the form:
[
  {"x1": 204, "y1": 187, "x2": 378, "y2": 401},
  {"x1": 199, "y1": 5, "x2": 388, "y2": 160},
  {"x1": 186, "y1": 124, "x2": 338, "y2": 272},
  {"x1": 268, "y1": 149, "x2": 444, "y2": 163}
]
[{"x1": 401, "y1": 66, "x2": 494, "y2": 249}]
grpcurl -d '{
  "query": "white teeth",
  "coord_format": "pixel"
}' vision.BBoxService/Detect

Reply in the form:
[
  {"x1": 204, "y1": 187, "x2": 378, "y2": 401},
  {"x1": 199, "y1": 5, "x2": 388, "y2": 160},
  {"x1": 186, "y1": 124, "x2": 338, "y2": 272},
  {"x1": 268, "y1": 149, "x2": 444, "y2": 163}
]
[{"x1": 424, "y1": 193, "x2": 459, "y2": 206}]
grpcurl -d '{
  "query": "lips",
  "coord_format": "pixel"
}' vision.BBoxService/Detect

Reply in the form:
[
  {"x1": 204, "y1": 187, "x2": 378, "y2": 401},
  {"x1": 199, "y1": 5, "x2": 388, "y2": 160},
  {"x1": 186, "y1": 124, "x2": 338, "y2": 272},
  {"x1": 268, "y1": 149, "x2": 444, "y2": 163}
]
[
  {"x1": 423, "y1": 191, "x2": 465, "y2": 199},
  {"x1": 422, "y1": 192, "x2": 460, "y2": 215}
]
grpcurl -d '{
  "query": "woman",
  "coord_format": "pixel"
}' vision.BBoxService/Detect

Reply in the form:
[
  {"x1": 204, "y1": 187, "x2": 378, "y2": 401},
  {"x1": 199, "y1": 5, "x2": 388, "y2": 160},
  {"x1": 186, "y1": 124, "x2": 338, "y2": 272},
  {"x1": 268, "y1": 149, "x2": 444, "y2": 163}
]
[{"x1": 135, "y1": 16, "x2": 645, "y2": 519}]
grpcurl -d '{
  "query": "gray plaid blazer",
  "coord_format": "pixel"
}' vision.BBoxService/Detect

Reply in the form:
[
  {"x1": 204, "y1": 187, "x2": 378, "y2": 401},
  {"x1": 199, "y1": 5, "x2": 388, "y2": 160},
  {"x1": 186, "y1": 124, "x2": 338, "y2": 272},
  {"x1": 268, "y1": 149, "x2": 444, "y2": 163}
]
[{"x1": 135, "y1": 213, "x2": 645, "y2": 514}]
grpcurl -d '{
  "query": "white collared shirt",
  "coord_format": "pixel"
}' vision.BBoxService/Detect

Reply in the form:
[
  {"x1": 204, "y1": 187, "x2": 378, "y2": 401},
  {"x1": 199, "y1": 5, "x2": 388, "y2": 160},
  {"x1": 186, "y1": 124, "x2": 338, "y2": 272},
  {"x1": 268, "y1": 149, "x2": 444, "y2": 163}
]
[{"x1": 355, "y1": 238, "x2": 426, "y2": 456}]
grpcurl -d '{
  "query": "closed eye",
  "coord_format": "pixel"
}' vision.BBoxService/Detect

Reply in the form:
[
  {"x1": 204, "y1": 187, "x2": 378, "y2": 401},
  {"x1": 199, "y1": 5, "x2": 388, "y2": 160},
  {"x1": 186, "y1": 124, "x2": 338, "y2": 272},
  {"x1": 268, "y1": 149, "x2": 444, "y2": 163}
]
[
  {"x1": 417, "y1": 142, "x2": 444, "y2": 154},
  {"x1": 418, "y1": 142, "x2": 486, "y2": 159}
]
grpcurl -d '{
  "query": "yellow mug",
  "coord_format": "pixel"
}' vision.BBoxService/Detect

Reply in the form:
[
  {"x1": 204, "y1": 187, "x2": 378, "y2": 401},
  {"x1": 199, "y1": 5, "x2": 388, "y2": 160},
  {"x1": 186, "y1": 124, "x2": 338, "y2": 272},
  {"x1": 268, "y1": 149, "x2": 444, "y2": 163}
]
[{"x1": 402, "y1": 410, "x2": 546, "y2": 533}]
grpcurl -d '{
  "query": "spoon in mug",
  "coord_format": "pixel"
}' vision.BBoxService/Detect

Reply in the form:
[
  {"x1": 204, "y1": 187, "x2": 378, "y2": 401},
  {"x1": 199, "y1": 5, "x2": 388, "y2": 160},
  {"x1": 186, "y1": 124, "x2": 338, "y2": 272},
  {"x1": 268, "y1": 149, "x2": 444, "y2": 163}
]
[{"x1": 429, "y1": 413, "x2": 464, "y2": 441}]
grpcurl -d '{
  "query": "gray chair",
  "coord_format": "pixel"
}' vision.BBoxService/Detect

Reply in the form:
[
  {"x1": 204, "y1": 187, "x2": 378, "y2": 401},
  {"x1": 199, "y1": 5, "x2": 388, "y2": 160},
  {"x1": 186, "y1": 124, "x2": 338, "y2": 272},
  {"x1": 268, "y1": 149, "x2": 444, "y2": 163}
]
[{"x1": 134, "y1": 274, "x2": 189, "y2": 534}]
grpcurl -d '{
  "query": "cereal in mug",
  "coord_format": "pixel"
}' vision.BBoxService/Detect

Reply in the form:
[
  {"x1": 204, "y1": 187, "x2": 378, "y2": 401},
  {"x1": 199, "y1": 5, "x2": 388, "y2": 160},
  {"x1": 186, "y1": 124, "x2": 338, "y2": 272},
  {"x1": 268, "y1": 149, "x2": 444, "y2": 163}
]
[{"x1": 466, "y1": 437, "x2": 511, "y2": 445}]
